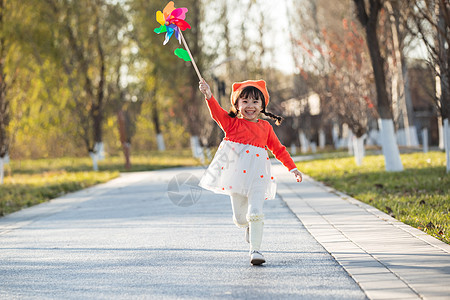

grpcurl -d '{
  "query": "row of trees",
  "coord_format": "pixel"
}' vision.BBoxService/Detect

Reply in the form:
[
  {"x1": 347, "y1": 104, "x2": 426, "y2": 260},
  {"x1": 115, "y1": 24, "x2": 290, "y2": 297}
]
[
  {"x1": 0, "y1": 0, "x2": 201, "y2": 177},
  {"x1": 0, "y1": 0, "x2": 290, "y2": 171},
  {"x1": 0, "y1": 0, "x2": 448, "y2": 180},
  {"x1": 288, "y1": 0, "x2": 449, "y2": 172}
]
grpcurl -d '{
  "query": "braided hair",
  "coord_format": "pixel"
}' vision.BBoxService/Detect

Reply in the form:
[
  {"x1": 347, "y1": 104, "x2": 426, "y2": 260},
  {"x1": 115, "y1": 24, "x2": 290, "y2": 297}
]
[{"x1": 228, "y1": 86, "x2": 283, "y2": 126}]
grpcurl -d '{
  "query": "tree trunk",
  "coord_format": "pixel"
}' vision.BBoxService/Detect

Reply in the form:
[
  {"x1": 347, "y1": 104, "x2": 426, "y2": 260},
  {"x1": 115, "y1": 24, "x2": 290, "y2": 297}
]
[
  {"x1": 445, "y1": 119, "x2": 450, "y2": 173},
  {"x1": 319, "y1": 129, "x2": 326, "y2": 149},
  {"x1": 353, "y1": 134, "x2": 365, "y2": 166},
  {"x1": 0, "y1": 157, "x2": 4, "y2": 184},
  {"x1": 0, "y1": 0, "x2": 10, "y2": 179},
  {"x1": 118, "y1": 110, "x2": 131, "y2": 170},
  {"x1": 156, "y1": 133, "x2": 165, "y2": 152},
  {"x1": 347, "y1": 130, "x2": 353, "y2": 155},
  {"x1": 299, "y1": 131, "x2": 309, "y2": 153},
  {"x1": 437, "y1": 2, "x2": 450, "y2": 122},
  {"x1": 422, "y1": 128, "x2": 429, "y2": 153},
  {"x1": 151, "y1": 98, "x2": 165, "y2": 151},
  {"x1": 332, "y1": 122, "x2": 339, "y2": 148},
  {"x1": 386, "y1": 0, "x2": 416, "y2": 147},
  {"x1": 396, "y1": 2, "x2": 418, "y2": 147},
  {"x1": 402, "y1": 63, "x2": 419, "y2": 146},
  {"x1": 354, "y1": 0, "x2": 403, "y2": 171},
  {"x1": 185, "y1": 1, "x2": 205, "y2": 160},
  {"x1": 378, "y1": 119, "x2": 403, "y2": 171},
  {"x1": 436, "y1": 2, "x2": 450, "y2": 172},
  {"x1": 438, "y1": 115, "x2": 444, "y2": 149},
  {"x1": 190, "y1": 135, "x2": 204, "y2": 163},
  {"x1": 89, "y1": 151, "x2": 99, "y2": 172},
  {"x1": 93, "y1": 13, "x2": 105, "y2": 160},
  {"x1": 365, "y1": 19, "x2": 392, "y2": 119},
  {"x1": 92, "y1": 105, "x2": 103, "y2": 147}
]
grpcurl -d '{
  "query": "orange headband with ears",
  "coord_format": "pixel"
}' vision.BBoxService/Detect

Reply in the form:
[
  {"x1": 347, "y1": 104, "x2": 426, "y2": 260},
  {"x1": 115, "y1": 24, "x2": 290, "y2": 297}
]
[{"x1": 230, "y1": 80, "x2": 270, "y2": 107}]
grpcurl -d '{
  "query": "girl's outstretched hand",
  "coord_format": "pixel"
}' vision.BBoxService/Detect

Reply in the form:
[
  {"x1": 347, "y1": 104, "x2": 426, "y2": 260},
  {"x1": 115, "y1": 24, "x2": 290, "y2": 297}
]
[
  {"x1": 199, "y1": 79, "x2": 212, "y2": 100},
  {"x1": 292, "y1": 170, "x2": 303, "y2": 182}
]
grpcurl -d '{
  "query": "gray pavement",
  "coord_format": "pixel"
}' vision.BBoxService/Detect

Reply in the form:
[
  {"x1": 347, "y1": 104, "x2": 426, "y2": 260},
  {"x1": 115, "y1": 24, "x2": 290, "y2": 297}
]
[
  {"x1": 0, "y1": 163, "x2": 449, "y2": 299},
  {"x1": 276, "y1": 164, "x2": 450, "y2": 300}
]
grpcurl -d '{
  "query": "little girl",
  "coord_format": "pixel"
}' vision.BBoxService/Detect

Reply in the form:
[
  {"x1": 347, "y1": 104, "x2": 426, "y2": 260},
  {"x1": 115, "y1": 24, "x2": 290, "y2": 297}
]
[{"x1": 198, "y1": 79, "x2": 302, "y2": 265}]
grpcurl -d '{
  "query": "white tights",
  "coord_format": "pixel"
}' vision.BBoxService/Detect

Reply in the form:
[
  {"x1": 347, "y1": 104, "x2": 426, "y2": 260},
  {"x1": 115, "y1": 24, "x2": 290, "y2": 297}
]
[{"x1": 230, "y1": 189, "x2": 265, "y2": 251}]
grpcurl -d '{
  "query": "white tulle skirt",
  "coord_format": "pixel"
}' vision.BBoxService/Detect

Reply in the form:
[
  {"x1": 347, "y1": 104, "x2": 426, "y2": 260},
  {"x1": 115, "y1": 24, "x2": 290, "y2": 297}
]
[{"x1": 199, "y1": 140, "x2": 276, "y2": 200}]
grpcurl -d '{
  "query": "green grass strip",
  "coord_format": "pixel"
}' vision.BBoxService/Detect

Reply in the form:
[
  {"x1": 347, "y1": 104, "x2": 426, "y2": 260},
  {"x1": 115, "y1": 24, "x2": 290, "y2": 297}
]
[
  {"x1": 0, "y1": 171, "x2": 119, "y2": 216},
  {"x1": 1, "y1": 150, "x2": 201, "y2": 216},
  {"x1": 297, "y1": 151, "x2": 450, "y2": 244}
]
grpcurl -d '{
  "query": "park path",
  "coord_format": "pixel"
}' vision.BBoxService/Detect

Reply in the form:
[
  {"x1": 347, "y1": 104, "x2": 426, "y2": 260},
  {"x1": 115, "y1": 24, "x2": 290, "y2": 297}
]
[
  {"x1": 0, "y1": 165, "x2": 364, "y2": 299},
  {"x1": 0, "y1": 161, "x2": 449, "y2": 299}
]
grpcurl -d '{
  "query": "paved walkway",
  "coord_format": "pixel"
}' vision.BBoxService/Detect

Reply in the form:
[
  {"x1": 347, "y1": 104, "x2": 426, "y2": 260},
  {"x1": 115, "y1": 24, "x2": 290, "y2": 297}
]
[
  {"x1": 0, "y1": 163, "x2": 449, "y2": 299},
  {"x1": 276, "y1": 163, "x2": 450, "y2": 300}
]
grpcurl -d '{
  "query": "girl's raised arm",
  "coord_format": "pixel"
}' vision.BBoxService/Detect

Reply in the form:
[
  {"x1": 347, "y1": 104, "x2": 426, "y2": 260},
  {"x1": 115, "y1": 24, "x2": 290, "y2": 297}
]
[{"x1": 199, "y1": 79, "x2": 233, "y2": 132}]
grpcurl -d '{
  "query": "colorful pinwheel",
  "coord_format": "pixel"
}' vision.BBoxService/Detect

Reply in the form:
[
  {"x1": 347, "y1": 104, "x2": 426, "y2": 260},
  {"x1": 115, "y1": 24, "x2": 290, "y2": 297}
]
[
  {"x1": 154, "y1": 1, "x2": 191, "y2": 45},
  {"x1": 154, "y1": 1, "x2": 203, "y2": 80}
]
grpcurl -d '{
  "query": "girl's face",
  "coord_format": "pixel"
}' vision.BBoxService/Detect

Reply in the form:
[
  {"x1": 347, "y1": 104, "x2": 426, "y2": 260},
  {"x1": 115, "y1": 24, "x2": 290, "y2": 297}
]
[{"x1": 236, "y1": 96, "x2": 263, "y2": 122}]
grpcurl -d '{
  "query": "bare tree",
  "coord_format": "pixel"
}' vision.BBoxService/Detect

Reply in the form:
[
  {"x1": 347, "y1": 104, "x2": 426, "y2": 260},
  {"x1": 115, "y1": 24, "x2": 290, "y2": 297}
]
[
  {"x1": 323, "y1": 18, "x2": 378, "y2": 165},
  {"x1": 384, "y1": 1, "x2": 418, "y2": 146},
  {"x1": 353, "y1": 0, "x2": 404, "y2": 171},
  {"x1": 288, "y1": 0, "x2": 336, "y2": 150},
  {"x1": 407, "y1": 0, "x2": 450, "y2": 172}
]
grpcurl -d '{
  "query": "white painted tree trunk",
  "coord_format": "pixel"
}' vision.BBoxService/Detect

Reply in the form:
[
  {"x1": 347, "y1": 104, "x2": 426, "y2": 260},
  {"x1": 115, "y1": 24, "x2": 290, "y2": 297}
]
[
  {"x1": 397, "y1": 126, "x2": 419, "y2": 147},
  {"x1": 89, "y1": 151, "x2": 99, "y2": 171},
  {"x1": 366, "y1": 129, "x2": 377, "y2": 146},
  {"x1": 156, "y1": 133, "x2": 166, "y2": 151},
  {"x1": 0, "y1": 157, "x2": 4, "y2": 184},
  {"x1": 310, "y1": 142, "x2": 317, "y2": 153},
  {"x1": 190, "y1": 136, "x2": 199, "y2": 157},
  {"x1": 353, "y1": 135, "x2": 365, "y2": 166},
  {"x1": 319, "y1": 129, "x2": 325, "y2": 149},
  {"x1": 88, "y1": 142, "x2": 104, "y2": 171},
  {"x1": 422, "y1": 128, "x2": 429, "y2": 153},
  {"x1": 94, "y1": 142, "x2": 105, "y2": 161},
  {"x1": 332, "y1": 123, "x2": 339, "y2": 149},
  {"x1": 378, "y1": 119, "x2": 404, "y2": 171},
  {"x1": 347, "y1": 131, "x2": 353, "y2": 155},
  {"x1": 299, "y1": 131, "x2": 309, "y2": 153},
  {"x1": 290, "y1": 143, "x2": 297, "y2": 155},
  {"x1": 205, "y1": 147, "x2": 212, "y2": 161},
  {"x1": 438, "y1": 115, "x2": 444, "y2": 150},
  {"x1": 406, "y1": 126, "x2": 419, "y2": 147},
  {"x1": 444, "y1": 118, "x2": 450, "y2": 173},
  {"x1": 370, "y1": 129, "x2": 382, "y2": 146},
  {"x1": 190, "y1": 135, "x2": 205, "y2": 163}
]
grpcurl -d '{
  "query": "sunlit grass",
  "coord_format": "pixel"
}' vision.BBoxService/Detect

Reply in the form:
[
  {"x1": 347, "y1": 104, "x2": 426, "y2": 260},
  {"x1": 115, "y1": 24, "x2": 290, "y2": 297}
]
[
  {"x1": 1, "y1": 170, "x2": 119, "y2": 216},
  {"x1": 8, "y1": 149, "x2": 200, "y2": 174},
  {"x1": 1, "y1": 150, "x2": 201, "y2": 216},
  {"x1": 297, "y1": 151, "x2": 450, "y2": 244}
]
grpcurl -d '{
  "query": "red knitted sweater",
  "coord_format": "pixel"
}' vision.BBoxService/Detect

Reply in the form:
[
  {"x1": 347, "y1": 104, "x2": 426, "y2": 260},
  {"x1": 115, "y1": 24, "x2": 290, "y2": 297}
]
[{"x1": 205, "y1": 95, "x2": 297, "y2": 172}]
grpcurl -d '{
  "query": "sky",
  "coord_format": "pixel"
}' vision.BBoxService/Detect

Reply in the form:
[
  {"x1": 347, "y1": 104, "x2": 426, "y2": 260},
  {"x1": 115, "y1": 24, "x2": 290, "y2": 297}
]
[
  {"x1": 260, "y1": 1, "x2": 296, "y2": 74},
  {"x1": 203, "y1": 0, "x2": 297, "y2": 75}
]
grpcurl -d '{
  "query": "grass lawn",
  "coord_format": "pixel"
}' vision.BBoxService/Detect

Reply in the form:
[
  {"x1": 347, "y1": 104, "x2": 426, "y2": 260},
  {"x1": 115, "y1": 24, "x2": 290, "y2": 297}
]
[
  {"x1": 1, "y1": 150, "x2": 200, "y2": 216},
  {"x1": 296, "y1": 151, "x2": 450, "y2": 244}
]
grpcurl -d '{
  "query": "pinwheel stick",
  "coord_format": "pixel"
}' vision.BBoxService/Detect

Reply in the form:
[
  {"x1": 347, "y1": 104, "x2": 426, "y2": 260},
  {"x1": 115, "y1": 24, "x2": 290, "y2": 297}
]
[{"x1": 179, "y1": 30, "x2": 203, "y2": 81}]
